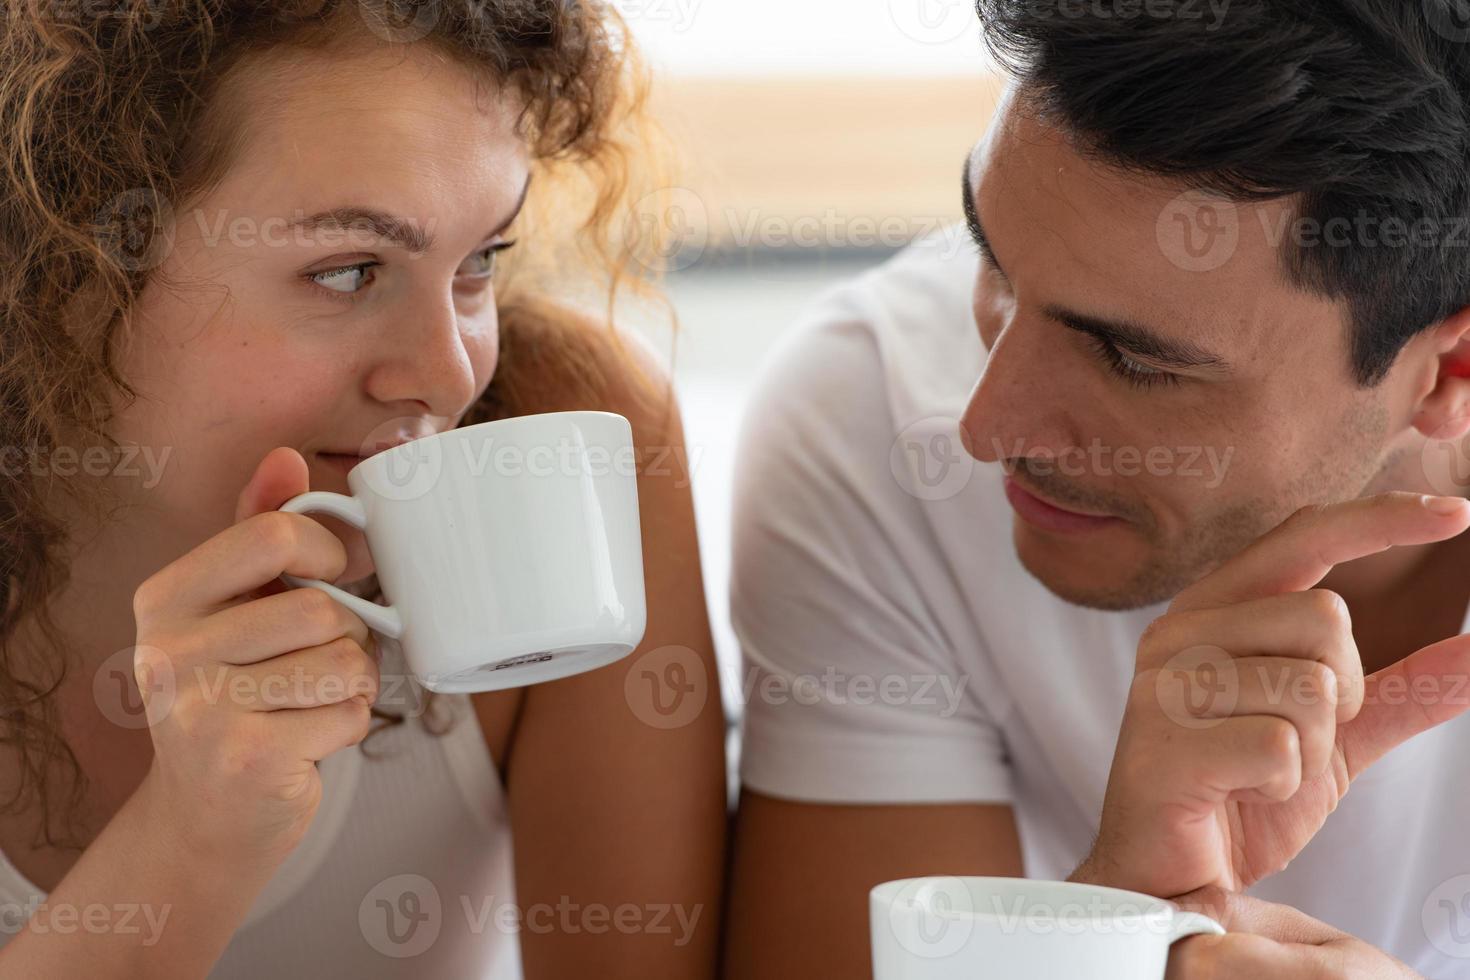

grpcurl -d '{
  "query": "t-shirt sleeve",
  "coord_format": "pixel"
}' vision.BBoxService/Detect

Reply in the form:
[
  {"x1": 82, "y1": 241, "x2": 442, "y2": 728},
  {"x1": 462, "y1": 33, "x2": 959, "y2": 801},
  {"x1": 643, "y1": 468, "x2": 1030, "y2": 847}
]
[{"x1": 730, "y1": 300, "x2": 1014, "y2": 805}]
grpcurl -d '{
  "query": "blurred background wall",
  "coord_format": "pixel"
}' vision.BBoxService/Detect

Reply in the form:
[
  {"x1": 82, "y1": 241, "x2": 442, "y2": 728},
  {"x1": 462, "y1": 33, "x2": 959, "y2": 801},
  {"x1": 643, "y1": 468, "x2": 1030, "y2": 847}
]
[{"x1": 618, "y1": 2, "x2": 1005, "y2": 753}]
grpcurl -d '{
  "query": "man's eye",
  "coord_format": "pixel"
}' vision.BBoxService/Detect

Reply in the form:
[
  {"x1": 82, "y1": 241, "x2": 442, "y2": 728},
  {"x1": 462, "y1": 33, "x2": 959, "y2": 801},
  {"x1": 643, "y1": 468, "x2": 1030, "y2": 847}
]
[{"x1": 1087, "y1": 336, "x2": 1179, "y2": 390}]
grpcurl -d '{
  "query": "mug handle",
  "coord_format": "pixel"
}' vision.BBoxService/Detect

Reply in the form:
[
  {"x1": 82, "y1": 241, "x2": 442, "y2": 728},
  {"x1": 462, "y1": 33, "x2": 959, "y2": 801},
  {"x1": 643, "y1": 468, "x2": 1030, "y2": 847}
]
[
  {"x1": 278, "y1": 491, "x2": 405, "y2": 639},
  {"x1": 1167, "y1": 910, "x2": 1226, "y2": 944}
]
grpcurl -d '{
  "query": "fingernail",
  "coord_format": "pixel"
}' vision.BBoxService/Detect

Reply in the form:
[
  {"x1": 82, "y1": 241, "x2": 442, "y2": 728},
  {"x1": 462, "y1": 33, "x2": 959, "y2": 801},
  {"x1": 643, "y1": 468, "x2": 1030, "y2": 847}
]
[{"x1": 1423, "y1": 494, "x2": 1467, "y2": 515}]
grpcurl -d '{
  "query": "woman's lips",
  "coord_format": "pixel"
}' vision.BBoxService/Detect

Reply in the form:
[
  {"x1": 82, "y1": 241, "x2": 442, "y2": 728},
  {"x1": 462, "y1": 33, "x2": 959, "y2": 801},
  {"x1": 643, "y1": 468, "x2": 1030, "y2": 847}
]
[
  {"x1": 316, "y1": 452, "x2": 367, "y2": 475},
  {"x1": 1003, "y1": 475, "x2": 1123, "y2": 534}
]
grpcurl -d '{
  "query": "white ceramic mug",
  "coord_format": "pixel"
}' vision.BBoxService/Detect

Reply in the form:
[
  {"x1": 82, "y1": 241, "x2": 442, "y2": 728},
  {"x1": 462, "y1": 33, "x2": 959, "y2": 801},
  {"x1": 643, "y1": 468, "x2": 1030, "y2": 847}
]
[
  {"x1": 871, "y1": 876, "x2": 1225, "y2": 979},
  {"x1": 277, "y1": 411, "x2": 647, "y2": 693}
]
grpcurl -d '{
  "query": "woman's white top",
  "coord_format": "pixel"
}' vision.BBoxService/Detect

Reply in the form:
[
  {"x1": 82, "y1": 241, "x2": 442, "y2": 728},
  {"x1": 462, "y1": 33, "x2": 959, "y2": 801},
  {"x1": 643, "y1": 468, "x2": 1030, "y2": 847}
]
[{"x1": 0, "y1": 633, "x2": 522, "y2": 978}]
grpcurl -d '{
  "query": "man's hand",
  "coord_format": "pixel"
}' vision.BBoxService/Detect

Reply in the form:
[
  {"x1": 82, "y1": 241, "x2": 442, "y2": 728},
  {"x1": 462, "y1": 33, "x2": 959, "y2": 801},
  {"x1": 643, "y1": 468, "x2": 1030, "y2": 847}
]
[
  {"x1": 1075, "y1": 492, "x2": 1470, "y2": 898},
  {"x1": 1164, "y1": 886, "x2": 1419, "y2": 978}
]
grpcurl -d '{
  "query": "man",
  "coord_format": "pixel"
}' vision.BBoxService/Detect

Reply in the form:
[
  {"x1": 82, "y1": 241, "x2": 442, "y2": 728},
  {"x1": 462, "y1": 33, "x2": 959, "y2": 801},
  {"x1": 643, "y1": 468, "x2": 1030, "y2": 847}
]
[{"x1": 723, "y1": 1, "x2": 1470, "y2": 976}]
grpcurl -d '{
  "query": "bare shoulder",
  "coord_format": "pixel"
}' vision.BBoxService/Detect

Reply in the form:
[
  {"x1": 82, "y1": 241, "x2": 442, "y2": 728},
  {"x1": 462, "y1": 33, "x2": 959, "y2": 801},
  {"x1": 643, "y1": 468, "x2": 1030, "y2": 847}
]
[
  {"x1": 468, "y1": 298, "x2": 697, "y2": 772},
  {"x1": 481, "y1": 295, "x2": 678, "y2": 435}
]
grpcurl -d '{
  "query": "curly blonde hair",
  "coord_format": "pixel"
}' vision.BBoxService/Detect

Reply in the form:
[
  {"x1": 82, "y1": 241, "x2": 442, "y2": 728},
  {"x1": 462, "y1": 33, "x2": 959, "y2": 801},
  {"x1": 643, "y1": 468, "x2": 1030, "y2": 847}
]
[{"x1": 0, "y1": 0, "x2": 675, "y2": 850}]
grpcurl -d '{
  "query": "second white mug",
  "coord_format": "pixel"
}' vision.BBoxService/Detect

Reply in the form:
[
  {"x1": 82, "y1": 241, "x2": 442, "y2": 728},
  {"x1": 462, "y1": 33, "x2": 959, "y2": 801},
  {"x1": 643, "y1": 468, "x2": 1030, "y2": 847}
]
[{"x1": 871, "y1": 875, "x2": 1224, "y2": 979}]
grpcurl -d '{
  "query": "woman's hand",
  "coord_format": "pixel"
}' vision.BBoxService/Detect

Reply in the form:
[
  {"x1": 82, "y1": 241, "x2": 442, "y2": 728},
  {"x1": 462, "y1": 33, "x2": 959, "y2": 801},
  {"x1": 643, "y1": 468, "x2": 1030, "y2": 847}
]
[
  {"x1": 131, "y1": 446, "x2": 380, "y2": 863},
  {"x1": 1166, "y1": 886, "x2": 1420, "y2": 978}
]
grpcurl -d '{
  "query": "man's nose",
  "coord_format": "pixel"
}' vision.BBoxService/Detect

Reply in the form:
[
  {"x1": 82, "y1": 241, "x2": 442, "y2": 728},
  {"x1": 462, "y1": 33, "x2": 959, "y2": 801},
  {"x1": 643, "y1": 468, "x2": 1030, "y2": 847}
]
[{"x1": 959, "y1": 320, "x2": 1072, "y2": 466}]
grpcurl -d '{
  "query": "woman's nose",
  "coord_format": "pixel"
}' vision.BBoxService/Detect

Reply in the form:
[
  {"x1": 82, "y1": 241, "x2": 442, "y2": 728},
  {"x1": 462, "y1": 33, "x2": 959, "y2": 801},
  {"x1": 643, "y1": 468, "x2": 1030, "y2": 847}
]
[{"x1": 362, "y1": 293, "x2": 483, "y2": 419}]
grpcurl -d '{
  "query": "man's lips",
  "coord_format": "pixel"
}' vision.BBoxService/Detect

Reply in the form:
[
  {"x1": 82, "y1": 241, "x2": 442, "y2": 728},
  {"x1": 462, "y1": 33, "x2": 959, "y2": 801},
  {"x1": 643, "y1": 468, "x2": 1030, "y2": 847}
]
[{"x1": 1003, "y1": 475, "x2": 1123, "y2": 534}]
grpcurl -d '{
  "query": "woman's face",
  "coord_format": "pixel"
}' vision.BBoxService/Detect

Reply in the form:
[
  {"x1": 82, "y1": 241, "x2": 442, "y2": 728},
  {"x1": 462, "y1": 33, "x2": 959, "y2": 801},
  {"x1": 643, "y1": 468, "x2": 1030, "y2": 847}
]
[{"x1": 108, "y1": 42, "x2": 530, "y2": 583}]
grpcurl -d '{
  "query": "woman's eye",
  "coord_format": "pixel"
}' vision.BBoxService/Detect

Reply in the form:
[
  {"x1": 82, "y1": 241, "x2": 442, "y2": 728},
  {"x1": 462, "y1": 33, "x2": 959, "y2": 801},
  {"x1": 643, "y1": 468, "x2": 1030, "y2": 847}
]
[
  {"x1": 308, "y1": 261, "x2": 378, "y2": 300},
  {"x1": 304, "y1": 240, "x2": 517, "y2": 305},
  {"x1": 460, "y1": 239, "x2": 518, "y2": 279}
]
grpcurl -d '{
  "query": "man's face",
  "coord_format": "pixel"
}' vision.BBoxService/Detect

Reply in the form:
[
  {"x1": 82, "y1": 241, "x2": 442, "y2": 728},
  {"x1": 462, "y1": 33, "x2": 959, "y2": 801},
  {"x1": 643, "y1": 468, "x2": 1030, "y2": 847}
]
[{"x1": 959, "y1": 91, "x2": 1434, "y2": 610}]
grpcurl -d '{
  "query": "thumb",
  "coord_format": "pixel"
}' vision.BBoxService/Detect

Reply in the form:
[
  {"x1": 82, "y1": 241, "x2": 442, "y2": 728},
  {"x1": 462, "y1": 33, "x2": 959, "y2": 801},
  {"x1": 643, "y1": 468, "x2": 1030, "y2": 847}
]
[
  {"x1": 235, "y1": 447, "x2": 312, "y2": 599},
  {"x1": 1338, "y1": 631, "x2": 1470, "y2": 780},
  {"x1": 235, "y1": 446, "x2": 311, "y2": 524}
]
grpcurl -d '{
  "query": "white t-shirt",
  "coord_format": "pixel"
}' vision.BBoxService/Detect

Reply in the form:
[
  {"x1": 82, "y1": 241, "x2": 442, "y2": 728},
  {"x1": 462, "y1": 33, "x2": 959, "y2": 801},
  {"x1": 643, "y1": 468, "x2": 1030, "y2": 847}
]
[{"x1": 730, "y1": 230, "x2": 1470, "y2": 976}]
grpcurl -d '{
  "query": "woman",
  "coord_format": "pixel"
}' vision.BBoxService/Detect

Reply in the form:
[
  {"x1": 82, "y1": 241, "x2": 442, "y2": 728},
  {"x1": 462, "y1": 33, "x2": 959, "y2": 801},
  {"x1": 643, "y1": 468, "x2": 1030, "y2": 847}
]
[{"x1": 0, "y1": 1, "x2": 726, "y2": 977}]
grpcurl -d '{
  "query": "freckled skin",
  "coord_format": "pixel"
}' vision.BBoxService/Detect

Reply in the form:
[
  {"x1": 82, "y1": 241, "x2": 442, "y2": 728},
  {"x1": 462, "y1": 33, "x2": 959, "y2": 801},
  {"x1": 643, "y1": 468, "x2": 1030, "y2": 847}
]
[{"x1": 103, "y1": 42, "x2": 528, "y2": 587}]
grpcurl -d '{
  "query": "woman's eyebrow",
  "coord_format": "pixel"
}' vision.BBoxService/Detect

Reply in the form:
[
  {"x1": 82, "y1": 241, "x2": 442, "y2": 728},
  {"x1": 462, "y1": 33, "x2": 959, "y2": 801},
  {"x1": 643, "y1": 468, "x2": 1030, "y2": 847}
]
[{"x1": 287, "y1": 173, "x2": 532, "y2": 255}]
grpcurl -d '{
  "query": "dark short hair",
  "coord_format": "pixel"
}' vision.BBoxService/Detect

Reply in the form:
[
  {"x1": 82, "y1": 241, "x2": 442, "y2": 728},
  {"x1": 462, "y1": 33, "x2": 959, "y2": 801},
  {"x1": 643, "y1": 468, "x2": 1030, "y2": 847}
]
[{"x1": 975, "y1": 0, "x2": 1470, "y2": 385}]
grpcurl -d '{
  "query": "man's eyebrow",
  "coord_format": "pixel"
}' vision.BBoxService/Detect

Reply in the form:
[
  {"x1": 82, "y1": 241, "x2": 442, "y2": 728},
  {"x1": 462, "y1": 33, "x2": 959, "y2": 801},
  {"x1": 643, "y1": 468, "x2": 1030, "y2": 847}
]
[
  {"x1": 961, "y1": 144, "x2": 1002, "y2": 276},
  {"x1": 961, "y1": 144, "x2": 1227, "y2": 374},
  {"x1": 289, "y1": 173, "x2": 532, "y2": 256},
  {"x1": 1048, "y1": 307, "x2": 1229, "y2": 372}
]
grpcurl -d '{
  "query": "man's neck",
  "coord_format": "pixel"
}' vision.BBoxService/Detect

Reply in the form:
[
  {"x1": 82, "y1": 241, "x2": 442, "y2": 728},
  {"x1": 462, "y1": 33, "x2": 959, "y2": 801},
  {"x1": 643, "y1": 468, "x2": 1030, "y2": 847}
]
[{"x1": 1320, "y1": 530, "x2": 1470, "y2": 676}]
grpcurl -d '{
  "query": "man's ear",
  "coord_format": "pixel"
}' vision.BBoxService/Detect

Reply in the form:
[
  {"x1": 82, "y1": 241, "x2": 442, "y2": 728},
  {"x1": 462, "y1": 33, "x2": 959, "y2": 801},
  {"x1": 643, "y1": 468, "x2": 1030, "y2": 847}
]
[{"x1": 1411, "y1": 305, "x2": 1470, "y2": 442}]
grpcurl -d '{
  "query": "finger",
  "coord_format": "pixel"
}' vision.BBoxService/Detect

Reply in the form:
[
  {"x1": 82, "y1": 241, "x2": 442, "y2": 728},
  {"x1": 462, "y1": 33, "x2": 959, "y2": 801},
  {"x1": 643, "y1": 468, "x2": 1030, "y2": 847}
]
[
  {"x1": 235, "y1": 447, "x2": 313, "y2": 601},
  {"x1": 235, "y1": 446, "x2": 311, "y2": 524},
  {"x1": 1142, "y1": 713, "x2": 1303, "y2": 804},
  {"x1": 267, "y1": 696, "x2": 376, "y2": 763},
  {"x1": 188, "y1": 587, "x2": 371, "y2": 667},
  {"x1": 1140, "y1": 590, "x2": 1363, "y2": 723},
  {"x1": 1170, "y1": 493, "x2": 1469, "y2": 614},
  {"x1": 1171, "y1": 885, "x2": 1348, "y2": 944},
  {"x1": 1339, "y1": 630, "x2": 1470, "y2": 780},
  {"x1": 140, "y1": 512, "x2": 349, "y2": 619},
  {"x1": 1166, "y1": 657, "x2": 1337, "y2": 783},
  {"x1": 1167, "y1": 933, "x2": 1292, "y2": 979},
  {"x1": 224, "y1": 637, "x2": 380, "y2": 711},
  {"x1": 1168, "y1": 934, "x2": 1351, "y2": 980}
]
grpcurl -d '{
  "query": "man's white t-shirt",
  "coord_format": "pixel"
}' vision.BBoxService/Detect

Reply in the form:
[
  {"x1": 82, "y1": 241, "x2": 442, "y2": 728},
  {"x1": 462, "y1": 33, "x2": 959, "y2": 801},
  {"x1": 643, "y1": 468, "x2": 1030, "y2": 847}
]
[{"x1": 730, "y1": 230, "x2": 1470, "y2": 976}]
